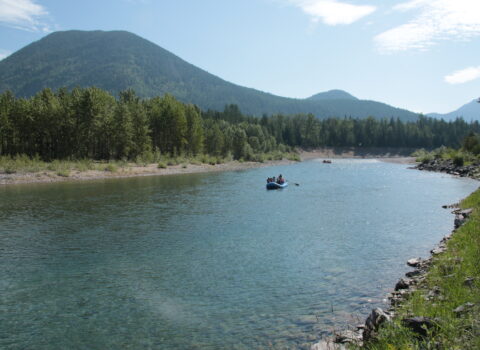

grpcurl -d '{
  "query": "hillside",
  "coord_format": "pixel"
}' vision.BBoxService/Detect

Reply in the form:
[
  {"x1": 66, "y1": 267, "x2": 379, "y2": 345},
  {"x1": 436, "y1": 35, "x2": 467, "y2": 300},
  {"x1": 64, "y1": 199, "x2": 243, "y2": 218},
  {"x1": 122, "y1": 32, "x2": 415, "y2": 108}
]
[
  {"x1": 0, "y1": 30, "x2": 419, "y2": 120},
  {"x1": 428, "y1": 99, "x2": 480, "y2": 121}
]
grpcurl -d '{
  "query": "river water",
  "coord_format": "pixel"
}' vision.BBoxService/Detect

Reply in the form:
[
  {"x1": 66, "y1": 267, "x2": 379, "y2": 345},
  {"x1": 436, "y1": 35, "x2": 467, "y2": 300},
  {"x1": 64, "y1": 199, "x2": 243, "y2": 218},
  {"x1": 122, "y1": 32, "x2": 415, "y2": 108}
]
[{"x1": 0, "y1": 159, "x2": 477, "y2": 349}]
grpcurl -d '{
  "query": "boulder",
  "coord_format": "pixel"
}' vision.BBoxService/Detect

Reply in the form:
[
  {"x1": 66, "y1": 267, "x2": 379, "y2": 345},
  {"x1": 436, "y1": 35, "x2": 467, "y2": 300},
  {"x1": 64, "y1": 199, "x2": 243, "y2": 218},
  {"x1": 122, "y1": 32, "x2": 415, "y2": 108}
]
[
  {"x1": 407, "y1": 258, "x2": 422, "y2": 267},
  {"x1": 363, "y1": 308, "x2": 392, "y2": 342},
  {"x1": 405, "y1": 270, "x2": 422, "y2": 278},
  {"x1": 333, "y1": 330, "x2": 362, "y2": 344},
  {"x1": 395, "y1": 278, "x2": 411, "y2": 291},
  {"x1": 310, "y1": 340, "x2": 345, "y2": 350},
  {"x1": 402, "y1": 317, "x2": 439, "y2": 337}
]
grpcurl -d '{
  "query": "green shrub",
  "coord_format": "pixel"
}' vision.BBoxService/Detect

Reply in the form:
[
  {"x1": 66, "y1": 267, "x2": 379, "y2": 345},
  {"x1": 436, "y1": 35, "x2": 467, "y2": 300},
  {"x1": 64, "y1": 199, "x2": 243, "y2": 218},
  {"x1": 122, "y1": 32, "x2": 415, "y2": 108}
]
[
  {"x1": 105, "y1": 163, "x2": 117, "y2": 172},
  {"x1": 57, "y1": 170, "x2": 70, "y2": 177},
  {"x1": 453, "y1": 155, "x2": 464, "y2": 167},
  {"x1": 158, "y1": 162, "x2": 167, "y2": 169}
]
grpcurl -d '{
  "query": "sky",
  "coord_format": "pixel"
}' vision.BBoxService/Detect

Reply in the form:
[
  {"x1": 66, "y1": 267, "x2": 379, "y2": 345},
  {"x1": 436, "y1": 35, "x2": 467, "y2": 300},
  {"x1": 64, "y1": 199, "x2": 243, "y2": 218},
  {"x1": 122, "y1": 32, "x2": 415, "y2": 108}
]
[{"x1": 0, "y1": 0, "x2": 479, "y2": 114}]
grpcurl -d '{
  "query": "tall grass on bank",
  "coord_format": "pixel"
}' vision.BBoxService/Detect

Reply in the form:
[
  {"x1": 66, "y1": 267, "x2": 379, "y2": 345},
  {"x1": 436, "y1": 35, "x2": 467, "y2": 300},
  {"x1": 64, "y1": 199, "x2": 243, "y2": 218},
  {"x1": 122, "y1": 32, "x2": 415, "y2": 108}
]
[
  {"x1": 412, "y1": 147, "x2": 478, "y2": 166},
  {"x1": 362, "y1": 189, "x2": 480, "y2": 349},
  {"x1": 0, "y1": 155, "x2": 126, "y2": 176},
  {"x1": 1, "y1": 151, "x2": 301, "y2": 176}
]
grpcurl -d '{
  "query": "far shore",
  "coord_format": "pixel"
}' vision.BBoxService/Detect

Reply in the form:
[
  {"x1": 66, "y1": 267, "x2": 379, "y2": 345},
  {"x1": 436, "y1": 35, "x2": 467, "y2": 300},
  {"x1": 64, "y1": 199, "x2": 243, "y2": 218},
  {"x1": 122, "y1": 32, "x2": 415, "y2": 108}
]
[{"x1": 0, "y1": 148, "x2": 417, "y2": 186}]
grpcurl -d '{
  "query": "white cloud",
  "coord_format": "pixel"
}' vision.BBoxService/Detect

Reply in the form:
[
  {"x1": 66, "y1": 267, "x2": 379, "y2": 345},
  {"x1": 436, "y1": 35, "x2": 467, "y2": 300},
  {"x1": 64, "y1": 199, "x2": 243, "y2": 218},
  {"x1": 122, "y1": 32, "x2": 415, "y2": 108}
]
[
  {"x1": 287, "y1": 0, "x2": 376, "y2": 25},
  {"x1": 375, "y1": 0, "x2": 480, "y2": 53},
  {"x1": 0, "y1": 50, "x2": 11, "y2": 60},
  {"x1": 0, "y1": 0, "x2": 49, "y2": 31},
  {"x1": 445, "y1": 66, "x2": 480, "y2": 84}
]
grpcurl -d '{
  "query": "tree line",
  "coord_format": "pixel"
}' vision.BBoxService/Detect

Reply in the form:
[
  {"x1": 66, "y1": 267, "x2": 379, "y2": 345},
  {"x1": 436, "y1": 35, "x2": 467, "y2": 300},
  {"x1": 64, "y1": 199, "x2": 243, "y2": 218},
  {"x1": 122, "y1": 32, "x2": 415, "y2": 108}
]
[{"x1": 0, "y1": 87, "x2": 479, "y2": 161}]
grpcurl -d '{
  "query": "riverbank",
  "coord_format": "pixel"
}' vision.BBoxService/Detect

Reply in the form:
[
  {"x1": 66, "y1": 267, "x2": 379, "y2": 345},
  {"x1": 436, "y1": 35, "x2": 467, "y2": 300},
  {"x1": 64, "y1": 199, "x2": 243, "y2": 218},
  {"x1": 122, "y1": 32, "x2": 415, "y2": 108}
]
[
  {"x1": 0, "y1": 158, "x2": 297, "y2": 186},
  {"x1": 311, "y1": 185, "x2": 480, "y2": 349},
  {"x1": 0, "y1": 148, "x2": 417, "y2": 186},
  {"x1": 300, "y1": 148, "x2": 416, "y2": 164}
]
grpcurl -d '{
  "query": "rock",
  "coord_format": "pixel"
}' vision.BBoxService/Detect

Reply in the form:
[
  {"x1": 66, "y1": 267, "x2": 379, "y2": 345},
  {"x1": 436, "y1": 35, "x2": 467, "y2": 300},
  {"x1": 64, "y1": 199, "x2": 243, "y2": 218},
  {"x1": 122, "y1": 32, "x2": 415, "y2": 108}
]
[
  {"x1": 334, "y1": 330, "x2": 362, "y2": 344},
  {"x1": 430, "y1": 247, "x2": 445, "y2": 255},
  {"x1": 295, "y1": 315, "x2": 318, "y2": 325},
  {"x1": 453, "y1": 302, "x2": 475, "y2": 316},
  {"x1": 426, "y1": 286, "x2": 441, "y2": 300},
  {"x1": 464, "y1": 277, "x2": 475, "y2": 287},
  {"x1": 310, "y1": 340, "x2": 346, "y2": 350},
  {"x1": 454, "y1": 214, "x2": 466, "y2": 228},
  {"x1": 402, "y1": 317, "x2": 439, "y2": 337},
  {"x1": 363, "y1": 308, "x2": 392, "y2": 342},
  {"x1": 395, "y1": 278, "x2": 411, "y2": 291},
  {"x1": 407, "y1": 258, "x2": 422, "y2": 267},
  {"x1": 406, "y1": 270, "x2": 422, "y2": 278}
]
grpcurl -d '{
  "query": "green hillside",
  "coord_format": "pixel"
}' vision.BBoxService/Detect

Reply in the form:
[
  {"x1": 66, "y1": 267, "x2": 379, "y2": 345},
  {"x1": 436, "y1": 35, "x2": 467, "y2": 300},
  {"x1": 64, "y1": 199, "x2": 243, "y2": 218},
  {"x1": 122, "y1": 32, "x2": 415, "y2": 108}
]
[{"x1": 0, "y1": 30, "x2": 419, "y2": 120}]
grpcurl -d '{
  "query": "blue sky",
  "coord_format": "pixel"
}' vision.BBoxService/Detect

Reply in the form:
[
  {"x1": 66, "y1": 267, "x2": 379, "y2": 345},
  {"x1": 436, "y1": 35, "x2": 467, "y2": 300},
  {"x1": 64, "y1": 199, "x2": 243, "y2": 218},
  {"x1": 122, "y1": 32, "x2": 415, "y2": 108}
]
[{"x1": 0, "y1": 0, "x2": 479, "y2": 114}]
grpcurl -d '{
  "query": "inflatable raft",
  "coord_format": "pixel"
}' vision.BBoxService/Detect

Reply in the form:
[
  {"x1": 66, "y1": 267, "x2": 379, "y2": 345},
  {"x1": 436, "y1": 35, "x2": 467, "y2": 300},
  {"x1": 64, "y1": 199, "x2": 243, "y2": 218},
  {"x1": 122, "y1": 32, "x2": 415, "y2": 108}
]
[{"x1": 266, "y1": 182, "x2": 288, "y2": 190}]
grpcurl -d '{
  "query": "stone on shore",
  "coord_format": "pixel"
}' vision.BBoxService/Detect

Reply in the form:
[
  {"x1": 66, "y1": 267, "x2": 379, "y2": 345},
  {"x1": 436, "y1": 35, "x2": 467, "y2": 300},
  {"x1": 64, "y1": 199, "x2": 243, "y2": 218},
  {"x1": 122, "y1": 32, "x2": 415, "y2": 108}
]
[
  {"x1": 401, "y1": 317, "x2": 439, "y2": 337},
  {"x1": 407, "y1": 258, "x2": 422, "y2": 267},
  {"x1": 395, "y1": 278, "x2": 412, "y2": 291},
  {"x1": 453, "y1": 302, "x2": 475, "y2": 316},
  {"x1": 363, "y1": 308, "x2": 392, "y2": 342}
]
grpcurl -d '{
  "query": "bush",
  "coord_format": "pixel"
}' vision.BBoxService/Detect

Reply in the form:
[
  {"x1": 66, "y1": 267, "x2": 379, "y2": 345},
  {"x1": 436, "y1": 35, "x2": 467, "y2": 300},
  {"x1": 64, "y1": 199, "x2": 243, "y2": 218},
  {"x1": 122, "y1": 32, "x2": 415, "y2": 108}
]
[
  {"x1": 105, "y1": 163, "x2": 118, "y2": 172},
  {"x1": 157, "y1": 162, "x2": 167, "y2": 169},
  {"x1": 57, "y1": 170, "x2": 70, "y2": 177},
  {"x1": 453, "y1": 155, "x2": 464, "y2": 167}
]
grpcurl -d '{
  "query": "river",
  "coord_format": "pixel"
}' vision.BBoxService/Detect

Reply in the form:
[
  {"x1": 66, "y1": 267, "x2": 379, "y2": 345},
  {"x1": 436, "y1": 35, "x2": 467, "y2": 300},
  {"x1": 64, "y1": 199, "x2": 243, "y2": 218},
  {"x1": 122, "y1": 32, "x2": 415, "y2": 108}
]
[{"x1": 0, "y1": 159, "x2": 477, "y2": 349}]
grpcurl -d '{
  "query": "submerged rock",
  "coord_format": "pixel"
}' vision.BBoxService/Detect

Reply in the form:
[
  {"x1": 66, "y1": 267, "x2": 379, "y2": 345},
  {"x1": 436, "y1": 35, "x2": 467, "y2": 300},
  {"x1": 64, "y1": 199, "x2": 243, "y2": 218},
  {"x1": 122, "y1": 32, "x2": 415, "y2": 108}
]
[{"x1": 310, "y1": 340, "x2": 346, "y2": 350}]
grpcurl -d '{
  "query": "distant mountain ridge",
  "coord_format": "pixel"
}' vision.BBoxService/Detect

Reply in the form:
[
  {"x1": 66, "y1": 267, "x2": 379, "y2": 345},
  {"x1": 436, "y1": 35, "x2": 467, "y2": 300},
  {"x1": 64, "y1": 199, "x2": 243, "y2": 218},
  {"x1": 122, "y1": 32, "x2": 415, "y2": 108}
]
[
  {"x1": 308, "y1": 89, "x2": 358, "y2": 101},
  {"x1": 428, "y1": 99, "x2": 480, "y2": 121},
  {"x1": 0, "y1": 30, "x2": 419, "y2": 120}
]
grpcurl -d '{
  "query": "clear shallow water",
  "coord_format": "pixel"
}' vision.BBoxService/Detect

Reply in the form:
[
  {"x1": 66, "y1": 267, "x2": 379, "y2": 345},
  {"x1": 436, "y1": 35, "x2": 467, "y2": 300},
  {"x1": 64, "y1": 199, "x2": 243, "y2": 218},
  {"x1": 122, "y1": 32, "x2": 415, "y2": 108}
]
[{"x1": 0, "y1": 160, "x2": 477, "y2": 349}]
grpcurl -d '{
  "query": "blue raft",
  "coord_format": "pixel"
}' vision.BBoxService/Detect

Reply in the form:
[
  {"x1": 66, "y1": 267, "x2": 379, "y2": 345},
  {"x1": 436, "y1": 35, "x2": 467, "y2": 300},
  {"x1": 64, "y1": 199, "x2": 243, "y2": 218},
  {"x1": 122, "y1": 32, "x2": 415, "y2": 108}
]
[{"x1": 266, "y1": 182, "x2": 288, "y2": 190}]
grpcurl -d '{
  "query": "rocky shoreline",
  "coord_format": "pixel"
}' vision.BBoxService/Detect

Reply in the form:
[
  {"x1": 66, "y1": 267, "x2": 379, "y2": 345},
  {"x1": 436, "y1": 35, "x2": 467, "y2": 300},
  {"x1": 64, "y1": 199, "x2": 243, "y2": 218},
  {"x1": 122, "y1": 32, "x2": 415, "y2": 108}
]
[
  {"x1": 415, "y1": 158, "x2": 480, "y2": 179},
  {"x1": 310, "y1": 167, "x2": 478, "y2": 350}
]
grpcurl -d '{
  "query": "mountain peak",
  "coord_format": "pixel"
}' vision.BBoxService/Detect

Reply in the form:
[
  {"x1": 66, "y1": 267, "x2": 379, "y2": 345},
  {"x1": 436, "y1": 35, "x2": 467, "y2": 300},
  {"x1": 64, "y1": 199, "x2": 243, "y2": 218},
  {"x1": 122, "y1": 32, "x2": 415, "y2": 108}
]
[
  {"x1": 0, "y1": 30, "x2": 418, "y2": 120},
  {"x1": 307, "y1": 89, "x2": 358, "y2": 101}
]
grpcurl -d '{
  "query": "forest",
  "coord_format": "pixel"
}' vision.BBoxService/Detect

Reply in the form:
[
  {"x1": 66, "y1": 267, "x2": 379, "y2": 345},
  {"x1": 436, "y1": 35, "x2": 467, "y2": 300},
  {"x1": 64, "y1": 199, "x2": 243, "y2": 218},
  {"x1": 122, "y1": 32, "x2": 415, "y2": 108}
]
[{"x1": 0, "y1": 87, "x2": 479, "y2": 162}]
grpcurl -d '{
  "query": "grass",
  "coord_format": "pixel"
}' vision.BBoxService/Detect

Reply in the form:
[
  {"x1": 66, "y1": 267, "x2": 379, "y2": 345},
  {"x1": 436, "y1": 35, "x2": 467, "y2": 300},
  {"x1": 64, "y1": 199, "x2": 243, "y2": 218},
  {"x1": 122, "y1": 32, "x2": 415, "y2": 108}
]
[
  {"x1": 361, "y1": 189, "x2": 480, "y2": 349},
  {"x1": 0, "y1": 155, "x2": 126, "y2": 175},
  {"x1": 0, "y1": 151, "x2": 302, "y2": 176},
  {"x1": 412, "y1": 147, "x2": 478, "y2": 165}
]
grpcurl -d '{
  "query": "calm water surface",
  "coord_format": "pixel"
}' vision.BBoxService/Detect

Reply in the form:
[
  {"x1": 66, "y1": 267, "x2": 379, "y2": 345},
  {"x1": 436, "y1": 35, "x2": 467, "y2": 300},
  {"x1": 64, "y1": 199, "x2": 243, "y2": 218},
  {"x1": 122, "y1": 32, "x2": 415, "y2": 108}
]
[{"x1": 0, "y1": 160, "x2": 477, "y2": 349}]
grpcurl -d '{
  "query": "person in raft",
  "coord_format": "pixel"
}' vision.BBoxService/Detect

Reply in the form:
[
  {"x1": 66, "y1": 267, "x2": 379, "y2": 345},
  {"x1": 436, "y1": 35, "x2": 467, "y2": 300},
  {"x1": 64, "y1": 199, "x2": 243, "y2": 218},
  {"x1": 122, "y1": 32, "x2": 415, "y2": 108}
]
[{"x1": 277, "y1": 174, "x2": 284, "y2": 184}]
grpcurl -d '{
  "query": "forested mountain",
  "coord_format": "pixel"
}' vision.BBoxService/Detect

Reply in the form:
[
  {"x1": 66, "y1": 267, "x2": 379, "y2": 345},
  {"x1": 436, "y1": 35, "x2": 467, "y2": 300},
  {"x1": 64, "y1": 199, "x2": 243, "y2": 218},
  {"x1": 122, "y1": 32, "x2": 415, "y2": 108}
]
[
  {"x1": 0, "y1": 30, "x2": 419, "y2": 121},
  {"x1": 428, "y1": 99, "x2": 480, "y2": 121}
]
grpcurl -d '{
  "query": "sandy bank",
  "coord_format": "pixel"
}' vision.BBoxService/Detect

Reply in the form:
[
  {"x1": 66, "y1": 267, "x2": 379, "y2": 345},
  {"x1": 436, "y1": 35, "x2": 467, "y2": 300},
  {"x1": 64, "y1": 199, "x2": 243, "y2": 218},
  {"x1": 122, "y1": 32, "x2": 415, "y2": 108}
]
[
  {"x1": 300, "y1": 148, "x2": 416, "y2": 164},
  {"x1": 1, "y1": 147, "x2": 419, "y2": 186},
  {"x1": 0, "y1": 159, "x2": 296, "y2": 186}
]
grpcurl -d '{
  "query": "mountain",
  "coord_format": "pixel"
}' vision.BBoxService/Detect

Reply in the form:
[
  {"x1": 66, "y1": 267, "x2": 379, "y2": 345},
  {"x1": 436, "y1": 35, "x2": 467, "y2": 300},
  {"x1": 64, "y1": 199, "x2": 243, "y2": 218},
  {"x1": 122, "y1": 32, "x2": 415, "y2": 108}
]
[
  {"x1": 307, "y1": 89, "x2": 358, "y2": 101},
  {"x1": 428, "y1": 99, "x2": 480, "y2": 121},
  {"x1": 0, "y1": 30, "x2": 419, "y2": 120}
]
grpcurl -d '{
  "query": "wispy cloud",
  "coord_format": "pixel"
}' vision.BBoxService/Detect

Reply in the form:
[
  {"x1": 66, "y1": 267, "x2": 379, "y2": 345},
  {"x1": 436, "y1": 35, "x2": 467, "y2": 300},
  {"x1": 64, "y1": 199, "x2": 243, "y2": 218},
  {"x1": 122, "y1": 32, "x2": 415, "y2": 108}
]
[
  {"x1": 287, "y1": 0, "x2": 376, "y2": 25},
  {"x1": 0, "y1": 50, "x2": 11, "y2": 60},
  {"x1": 445, "y1": 66, "x2": 480, "y2": 84},
  {"x1": 0, "y1": 0, "x2": 50, "y2": 32},
  {"x1": 375, "y1": 0, "x2": 480, "y2": 53}
]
